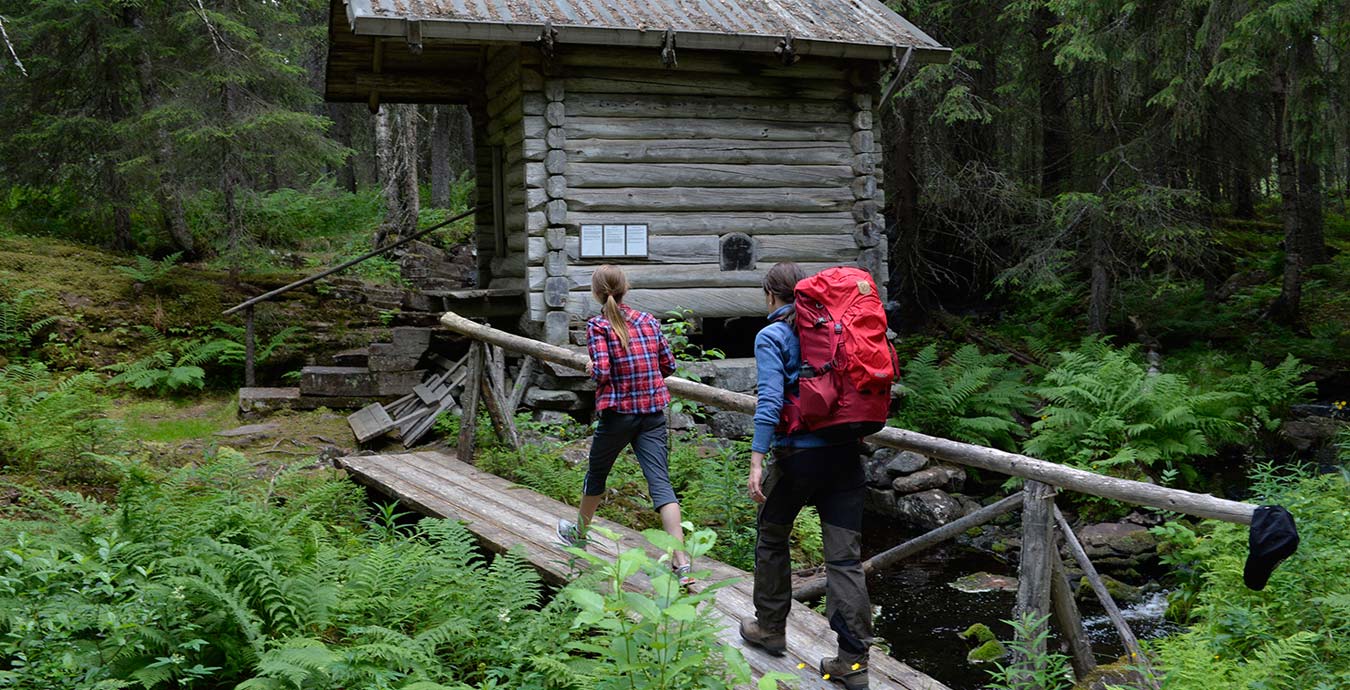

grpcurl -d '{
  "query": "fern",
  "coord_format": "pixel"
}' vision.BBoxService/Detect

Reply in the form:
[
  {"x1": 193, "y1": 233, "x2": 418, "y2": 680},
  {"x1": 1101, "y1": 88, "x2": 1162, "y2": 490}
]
[
  {"x1": 113, "y1": 252, "x2": 182, "y2": 286},
  {"x1": 892, "y1": 344, "x2": 1034, "y2": 449},
  {"x1": 0, "y1": 288, "x2": 58, "y2": 356}
]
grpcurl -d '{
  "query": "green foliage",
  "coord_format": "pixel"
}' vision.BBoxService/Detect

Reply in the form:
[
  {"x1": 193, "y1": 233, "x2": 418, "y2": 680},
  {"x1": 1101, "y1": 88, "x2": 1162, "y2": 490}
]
[
  {"x1": 0, "y1": 288, "x2": 57, "y2": 357},
  {"x1": 113, "y1": 253, "x2": 182, "y2": 287},
  {"x1": 983, "y1": 613, "x2": 1074, "y2": 690},
  {"x1": 1216, "y1": 355, "x2": 1316, "y2": 436},
  {"x1": 892, "y1": 344, "x2": 1034, "y2": 449},
  {"x1": 0, "y1": 362, "x2": 124, "y2": 484},
  {"x1": 1024, "y1": 341, "x2": 1243, "y2": 482},
  {"x1": 1149, "y1": 463, "x2": 1350, "y2": 689},
  {"x1": 102, "y1": 327, "x2": 233, "y2": 394},
  {"x1": 671, "y1": 440, "x2": 758, "y2": 570},
  {"x1": 565, "y1": 525, "x2": 792, "y2": 690},
  {"x1": 212, "y1": 322, "x2": 301, "y2": 369},
  {"x1": 0, "y1": 449, "x2": 591, "y2": 689},
  {"x1": 661, "y1": 309, "x2": 725, "y2": 419}
]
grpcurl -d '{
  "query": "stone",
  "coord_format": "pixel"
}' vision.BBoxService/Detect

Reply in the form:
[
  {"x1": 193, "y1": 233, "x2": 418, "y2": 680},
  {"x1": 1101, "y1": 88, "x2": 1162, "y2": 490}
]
[
  {"x1": 1280, "y1": 416, "x2": 1345, "y2": 451},
  {"x1": 880, "y1": 449, "x2": 928, "y2": 476},
  {"x1": 953, "y1": 493, "x2": 984, "y2": 517},
  {"x1": 708, "y1": 357, "x2": 758, "y2": 392},
  {"x1": 894, "y1": 489, "x2": 964, "y2": 530},
  {"x1": 891, "y1": 468, "x2": 947, "y2": 494},
  {"x1": 667, "y1": 409, "x2": 696, "y2": 431},
  {"x1": 367, "y1": 343, "x2": 421, "y2": 372},
  {"x1": 532, "y1": 410, "x2": 572, "y2": 426},
  {"x1": 892, "y1": 464, "x2": 964, "y2": 494},
  {"x1": 1077, "y1": 574, "x2": 1145, "y2": 606},
  {"x1": 390, "y1": 327, "x2": 432, "y2": 353},
  {"x1": 544, "y1": 311, "x2": 571, "y2": 345},
  {"x1": 863, "y1": 454, "x2": 893, "y2": 489},
  {"x1": 300, "y1": 366, "x2": 424, "y2": 398},
  {"x1": 949, "y1": 572, "x2": 1019, "y2": 593},
  {"x1": 331, "y1": 347, "x2": 370, "y2": 367},
  {"x1": 214, "y1": 423, "x2": 281, "y2": 446},
  {"x1": 708, "y1": 410, "x2": 755, "y2": 440},
  {"x1": 958, "y1": 623, "x2": 996, "y2": 644},
  {"x1": 1076, "y1": 522, "x2": 1158, "y2": 559},
  {"x1": 524, "y1": 388, "x2": 584, "y2": 411},
  {"x1": 239, "y1": 387, "x2": 300, "y2": 417},
  {"x1": 863, "y1": 486, "x2": 899, "y2": 517},
  {"x1": 966, "y1": 640, "x2": 1007, "y2": 665},
  {"x1": 545, "y1": 227, "x2": 567, "y2": 251}
]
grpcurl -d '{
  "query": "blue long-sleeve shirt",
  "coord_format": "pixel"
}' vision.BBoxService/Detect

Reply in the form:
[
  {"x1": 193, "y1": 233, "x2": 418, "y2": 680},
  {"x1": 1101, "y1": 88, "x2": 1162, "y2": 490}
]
[{"x1": 751, "y1": 305, "x2": 830, "y2": 454}]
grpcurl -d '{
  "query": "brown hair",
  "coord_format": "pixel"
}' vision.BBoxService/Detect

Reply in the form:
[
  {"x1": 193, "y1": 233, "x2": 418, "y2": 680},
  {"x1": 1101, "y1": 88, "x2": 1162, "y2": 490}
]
[
  {"x1": 592, "y1": 264, "x2": 631, "y2": 349},
  {"x1": 762, "y1": 262, "x2": 805, "y2": 324}
]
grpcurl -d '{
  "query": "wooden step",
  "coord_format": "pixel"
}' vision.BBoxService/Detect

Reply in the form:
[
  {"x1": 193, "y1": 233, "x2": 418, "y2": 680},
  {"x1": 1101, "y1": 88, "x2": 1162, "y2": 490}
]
[{"x1": 300, "y1": 366, "x2": 425, "y2": 398}]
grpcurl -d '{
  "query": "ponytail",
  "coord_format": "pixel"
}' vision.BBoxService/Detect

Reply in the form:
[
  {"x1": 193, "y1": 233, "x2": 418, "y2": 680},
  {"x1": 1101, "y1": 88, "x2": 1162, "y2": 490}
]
[
  {"x1": 603, "y1": 294, "x2": 631, "y2": 349},
  {"x1": 592, "y1": 264, "x2": 631, "y2": 349}
]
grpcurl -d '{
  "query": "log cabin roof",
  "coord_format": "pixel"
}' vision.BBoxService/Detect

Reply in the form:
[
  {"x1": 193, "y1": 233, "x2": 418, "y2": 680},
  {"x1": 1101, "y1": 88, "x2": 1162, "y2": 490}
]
[{"x1": 338, "y1": 0, "x2": 947, "y2": 61}]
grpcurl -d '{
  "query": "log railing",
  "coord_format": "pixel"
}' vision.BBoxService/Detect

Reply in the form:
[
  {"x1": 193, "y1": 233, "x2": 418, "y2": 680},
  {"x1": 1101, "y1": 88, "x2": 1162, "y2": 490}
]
[{"x1": 438, "y1": 309, "x2": 1264, "y2": 689}]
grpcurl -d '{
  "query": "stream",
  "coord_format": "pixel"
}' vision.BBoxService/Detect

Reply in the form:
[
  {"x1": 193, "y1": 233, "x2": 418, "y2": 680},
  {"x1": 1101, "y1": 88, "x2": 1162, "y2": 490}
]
[{"x1": 863, "y1": 521, "x2": 1177, "y2": 690}]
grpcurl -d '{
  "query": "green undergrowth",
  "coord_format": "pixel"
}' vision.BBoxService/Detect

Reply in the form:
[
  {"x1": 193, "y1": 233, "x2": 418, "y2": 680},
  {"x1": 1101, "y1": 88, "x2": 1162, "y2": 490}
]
[
  {"x1": 1146, "y1": 458, "x2": 1350, "y2": 689},
  {"x1": 112, "y1": 396, "x2": 239, "y2": 444}
]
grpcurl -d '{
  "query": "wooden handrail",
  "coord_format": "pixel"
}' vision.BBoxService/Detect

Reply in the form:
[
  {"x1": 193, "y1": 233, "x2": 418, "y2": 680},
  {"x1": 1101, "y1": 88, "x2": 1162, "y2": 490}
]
[
  {"x1": 222, "y1": 204, "x2": 486, "y2": 316},
  {"x1": 439, "y1": 309, "x2": 1258, "y2": 525}
]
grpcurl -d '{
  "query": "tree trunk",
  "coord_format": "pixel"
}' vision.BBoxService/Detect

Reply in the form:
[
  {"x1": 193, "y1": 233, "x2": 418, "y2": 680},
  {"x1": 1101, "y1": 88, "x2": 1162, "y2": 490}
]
[
  {"x1": 1290, "y1": 36, "x2": 1327, "y2": 266},
  {"x1": 447, "y1": 105, "x2": 474, "y2": 180},
  {"x1": 156, "y1": 186, "x2": 196, "y2": 257},
  {"x1": 375, "y1": 104, "x2": 420, "y2": 248},
  {"x1": 885, "y1": 99, "x2": 919, "y2": 304},
  {"x1": 1232, "y1": 165, "x2": 1255, "y2": 219},
  {"x1": 1295, "y1": 156, "x2": 1327, "y2": 265},
  {"x1": 430, "y1": 106, "x2": 451, "y2": 207},
  {"x1": 1088, "y1": 220, "x2": 1111, "y2": 334},
  {"x1": 1035, "y1": 6, "x2": 1072, "y2": 197},
  {"x1": 1270, "y1": 80, "x2": 1303, "y2": 324}
]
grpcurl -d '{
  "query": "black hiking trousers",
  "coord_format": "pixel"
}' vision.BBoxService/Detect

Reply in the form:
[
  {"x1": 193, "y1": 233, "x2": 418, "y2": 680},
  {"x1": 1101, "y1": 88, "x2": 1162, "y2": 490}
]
[{"x1": 753, "y1": 442, "x2": 871, "y2": 658}]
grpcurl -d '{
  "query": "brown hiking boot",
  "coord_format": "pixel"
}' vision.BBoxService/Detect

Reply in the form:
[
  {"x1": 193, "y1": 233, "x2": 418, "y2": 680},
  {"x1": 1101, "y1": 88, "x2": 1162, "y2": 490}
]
[
  {"x1": 820, "y1": 653, "x2": 869, "y2": 689},
  {"x1": 738, "y1": 619, "x2": 786, "y2": 656}
]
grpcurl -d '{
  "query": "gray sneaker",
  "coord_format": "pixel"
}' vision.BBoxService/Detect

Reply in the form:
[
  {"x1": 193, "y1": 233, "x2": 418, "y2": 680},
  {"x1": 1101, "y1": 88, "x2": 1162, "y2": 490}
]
[{"x1": 556, "y1": 519, "x2": 587, "y2": 549}]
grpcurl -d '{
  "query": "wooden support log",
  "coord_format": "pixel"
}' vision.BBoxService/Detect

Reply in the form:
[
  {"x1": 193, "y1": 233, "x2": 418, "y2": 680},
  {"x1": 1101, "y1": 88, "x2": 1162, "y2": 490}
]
[
  {"x1": 436, "y1": 311, "x2": 1260, "y2": 525},
  {"x1": 566, "y1": 162, "x2": 854, "y2": 189},
  {"x1": 793, "y1": 491, "x2": 1025, "y2": 602},
  {"x1": 1050, "y1": 547, "x2": 1097, "y2": 681},
  {"x1": 566, "y1": 117, "x2": 851, "y2": 142},
  {"x1": 1013, "y1": 481, "x2": 1057, "y2": 684},
  {"x1": 561, "y1": 93, "x2": 851, "y2": 122},
  {"x1": 566, "y1": 187, "x2": 854, "y2": 213},
  {"x1": 457, "y1": 342, "x2": 485, "y2": 462},
  {"x1": 560, "y1": 211, "x2": 856, "y2": 237},
  {"x1": 480, "y1": 363, "x2": 521, "y2": 451},
  {"x1": 564, "y1": 138, "x2": 853, "y2": 166},
  {"x1": 1055, "y1": 506, "x2": 1160, "y2": 689},
  {"x1": 506, "y1": 356, "x2": 536, "y2": 412}
]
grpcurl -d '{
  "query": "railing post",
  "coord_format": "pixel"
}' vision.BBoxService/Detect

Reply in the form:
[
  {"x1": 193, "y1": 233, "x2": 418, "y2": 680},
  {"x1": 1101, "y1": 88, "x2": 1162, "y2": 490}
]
[
  {"x1": 1013, "y1": 480, "x2": 1056, "y2": 687},
  {"x1": 244, "y1": 305, "x2": 256, "y2": 387}
]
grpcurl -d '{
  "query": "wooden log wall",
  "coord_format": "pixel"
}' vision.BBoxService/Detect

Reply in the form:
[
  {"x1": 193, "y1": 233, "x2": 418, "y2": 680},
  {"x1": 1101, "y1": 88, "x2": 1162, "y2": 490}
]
[
  {"x1": 506, "y1": 47, "x2": 886, "y2": 328},
  {"x1": 473, "y1": 45, "x2": 527, "y2": 292}
]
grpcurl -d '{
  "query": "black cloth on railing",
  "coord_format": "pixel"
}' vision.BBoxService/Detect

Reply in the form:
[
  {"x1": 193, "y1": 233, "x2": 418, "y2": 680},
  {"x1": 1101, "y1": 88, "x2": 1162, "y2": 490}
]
[{"x1": 1243, "y1": 505, "x2": 1299, "y2": 591}]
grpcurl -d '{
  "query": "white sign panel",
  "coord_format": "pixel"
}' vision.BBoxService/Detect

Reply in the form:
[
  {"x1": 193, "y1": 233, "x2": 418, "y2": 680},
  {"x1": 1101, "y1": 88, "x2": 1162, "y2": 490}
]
[
  {"x1": 580, "y1": 225, "x2": 604, "y2": 258},
  {"x1": 603, "y1": 225, "x2": 627, "y2": 256},
  {"x1": 625, "y1": 224, "x2": 648, "y2": 257}
]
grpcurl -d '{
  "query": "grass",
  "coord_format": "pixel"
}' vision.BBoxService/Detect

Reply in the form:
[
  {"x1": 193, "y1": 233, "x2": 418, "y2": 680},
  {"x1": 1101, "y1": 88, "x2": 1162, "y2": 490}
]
[{"x1": 112, "y1": 395, "x2": 239, "y2": 443}]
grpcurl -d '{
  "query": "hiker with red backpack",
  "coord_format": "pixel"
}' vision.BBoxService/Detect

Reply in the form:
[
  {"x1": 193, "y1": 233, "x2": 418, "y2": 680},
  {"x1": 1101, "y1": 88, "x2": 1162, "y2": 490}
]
[{"x1": 739, "y1": 262, "x2": 896, "y2": 690}]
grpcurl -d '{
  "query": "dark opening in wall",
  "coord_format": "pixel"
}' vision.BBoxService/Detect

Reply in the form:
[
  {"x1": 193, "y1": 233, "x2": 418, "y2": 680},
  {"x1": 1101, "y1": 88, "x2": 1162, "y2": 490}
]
[{"x1": 699, "y1": 316, "x2": 762, "y2": 358}]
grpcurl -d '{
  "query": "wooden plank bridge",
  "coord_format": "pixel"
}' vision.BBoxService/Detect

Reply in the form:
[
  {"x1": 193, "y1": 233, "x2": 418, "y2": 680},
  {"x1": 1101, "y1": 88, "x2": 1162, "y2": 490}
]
[
  {"x1": 338, "y1": 449, "x2": 952, "y2": 690},
  {"x1": 330, "y1": 311, "x2": 1278, "y2": 690}
]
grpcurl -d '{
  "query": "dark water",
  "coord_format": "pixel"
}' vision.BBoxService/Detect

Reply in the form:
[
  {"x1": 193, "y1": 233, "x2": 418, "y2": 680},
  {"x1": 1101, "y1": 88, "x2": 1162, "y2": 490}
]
[{"x1": 863, "y1": 521, "x2": 1177, "y2": 690}]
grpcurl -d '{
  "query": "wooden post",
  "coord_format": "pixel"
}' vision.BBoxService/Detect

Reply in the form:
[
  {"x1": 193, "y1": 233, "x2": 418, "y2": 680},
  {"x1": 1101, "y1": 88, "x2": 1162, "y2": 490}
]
[
  {"x1": 438, "y1": 310, "x2": 1259, "y2": 525},
  {"x1": 1050, "y1": 547, "x2": 1097, "y2": 680},
  {"x1": 480, "y1": 367, "x2": 521, "y2": 450},
  {"x1": 244, "y1": 305, "x2": 256, "y2": 387},
  {"x1": 489, "y1": 344, "x2": 507, "y2": 395},
  {"x1": 457, "y1": 342, "x2": 485, "y2": 462},
  {"x1": 1014, "y1": 480, "x2": 1057, "y2": 686},
  {"x1": 1055, "y1": 506, "x2": 1160, "y2": 688},
  {"x1": 794, "y1": 491, "x2": 1024, "y2": 602},
  {"x1": 507, "y1": 356, "x2": 536, "y2": 412}
]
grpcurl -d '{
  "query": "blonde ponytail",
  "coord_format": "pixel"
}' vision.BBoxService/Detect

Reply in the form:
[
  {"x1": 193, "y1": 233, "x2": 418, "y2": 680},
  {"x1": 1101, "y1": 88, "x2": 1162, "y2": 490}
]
[{"x1": 592, "y1": 265, "x2": 631, "y2": 349}]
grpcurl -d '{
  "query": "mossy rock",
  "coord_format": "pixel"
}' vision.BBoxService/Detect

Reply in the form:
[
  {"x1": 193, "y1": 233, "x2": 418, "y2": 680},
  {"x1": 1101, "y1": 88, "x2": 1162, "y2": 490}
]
[
  {"x1": 958, "y1": 623, "x2": 996, "y2": 644},
  {"x1": 1077, "y1": 574, "x2": 1144, "y2": 605},
  {"x1": 966, "y1": 640, "x2": 1007, "y2": 665}
]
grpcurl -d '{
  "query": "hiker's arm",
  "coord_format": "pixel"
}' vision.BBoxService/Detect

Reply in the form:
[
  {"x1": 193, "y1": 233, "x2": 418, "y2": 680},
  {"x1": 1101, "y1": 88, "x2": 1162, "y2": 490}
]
[
  {"x1": 750, "y1": 330, "x2": 783, "y2": 455},
  {"x1": 587, "y1": 323, "x2": 610, "y2": 386}
]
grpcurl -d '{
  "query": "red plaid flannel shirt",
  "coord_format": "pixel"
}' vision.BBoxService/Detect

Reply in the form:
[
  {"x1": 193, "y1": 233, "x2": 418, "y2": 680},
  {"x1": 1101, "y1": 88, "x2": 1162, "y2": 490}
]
[{"x1": 588, "y1": 305, "x2": 676, "y2": 414}]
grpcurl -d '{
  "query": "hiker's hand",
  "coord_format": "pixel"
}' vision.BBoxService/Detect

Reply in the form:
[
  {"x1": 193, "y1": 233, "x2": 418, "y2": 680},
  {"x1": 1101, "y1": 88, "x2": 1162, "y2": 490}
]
[
  {"x1": 748, "y1": 452, "x2": 766, "y2": 504},
  {"x1": 585, "y1": 360, "x2": 594, "y2": 376}
]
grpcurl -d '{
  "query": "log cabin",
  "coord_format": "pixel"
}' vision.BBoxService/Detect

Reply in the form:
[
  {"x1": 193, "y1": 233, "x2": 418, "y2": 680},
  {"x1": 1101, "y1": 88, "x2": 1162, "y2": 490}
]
[{"x1": 325, "y1": 0, "x2": 948, "y2": 344}]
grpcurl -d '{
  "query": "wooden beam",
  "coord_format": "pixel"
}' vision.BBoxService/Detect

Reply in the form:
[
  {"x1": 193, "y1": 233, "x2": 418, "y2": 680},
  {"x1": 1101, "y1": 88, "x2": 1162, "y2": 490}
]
[
  {"x1": 506, "y1": 356, "x2": 536, "y2": 412},
  {"x1": 457, "y1": 342, "x2": 485, "y2": 462},
  {"x1": 1013, "y1": 481, "x2": 1056, "y2": 684},
  {"x1": 793, "y1": 491, "x2": 1024, "y2": 602},
  {"x1": 436, "y1": 311, "x2": 1260, "y2": 525},
  {"x1": 1050, "y1": 548, "x2": 1097, "y2": 681}
]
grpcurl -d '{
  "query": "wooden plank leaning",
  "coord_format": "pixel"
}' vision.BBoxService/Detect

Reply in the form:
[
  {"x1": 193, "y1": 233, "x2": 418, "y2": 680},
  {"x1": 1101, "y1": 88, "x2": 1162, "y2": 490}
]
[
  {"x1": 457, "y1": 342, "x2": 485, "y2": 462},
  {"x1": 438, "y1": 309, "x2": 1259, "y2": 526},
  {"x1": 793, "y1": 491, "x2": 1025, "y2": 602},
  {"x1": 1055, "y1": 506, "x2": 1161, "y2": 689}
]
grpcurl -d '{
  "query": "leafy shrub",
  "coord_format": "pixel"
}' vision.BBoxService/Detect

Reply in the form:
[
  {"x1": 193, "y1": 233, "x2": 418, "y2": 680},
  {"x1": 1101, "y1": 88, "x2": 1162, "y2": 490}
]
[
  {"x1": 1216, "y1": 355, "x2": 1315, "y2": 438},
  {"x1": 0, "y1": 288, "x2": 57, "y2": 357},
  {"x1": 984, "y1": 612, "x2": 1075, "y2": 690},
  {"x1": 103, "y1": 322, "x2": 298, "y2": 394},
  {"x1": 0, "y1": 363, "x2": 123, "y2": 484},
  {"x1": 1149, "y1": 463, "x2": 1350, "y2": 689},
  {"x1": 892, "y1": 344, "x2": 1034, "y2": 449},
  {"x1": 0, "y1": 449, "x2": 590, "y2": 689},
  {"x1": 565, "y1": 525, "x2": 792, "y2": 690},
  {"x1": 661, "y1": 308, "x2": 725, "y2": 419},
  {"x1": 1024, "y1": 342, "x2": 1243, "y2": 482}
]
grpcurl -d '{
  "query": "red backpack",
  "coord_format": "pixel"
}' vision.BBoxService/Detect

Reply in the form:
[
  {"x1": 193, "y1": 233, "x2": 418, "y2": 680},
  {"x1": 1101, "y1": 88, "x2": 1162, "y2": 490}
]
[{"x1": 779, "y1": 267, "x2": 898, "y2": 440}]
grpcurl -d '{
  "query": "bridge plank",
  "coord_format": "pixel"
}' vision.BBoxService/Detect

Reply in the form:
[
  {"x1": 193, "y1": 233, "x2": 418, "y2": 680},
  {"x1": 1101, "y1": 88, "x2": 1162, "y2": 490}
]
[{"x1": 337, "y1": 450, "x2": 951, "y2": 690}]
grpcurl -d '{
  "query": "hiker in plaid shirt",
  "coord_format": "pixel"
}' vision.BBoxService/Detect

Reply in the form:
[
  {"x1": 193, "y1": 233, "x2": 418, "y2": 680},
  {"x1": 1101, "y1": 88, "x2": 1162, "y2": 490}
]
[{"x1": 557, "y1": 265, "x2": 694, "y2": 587}]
